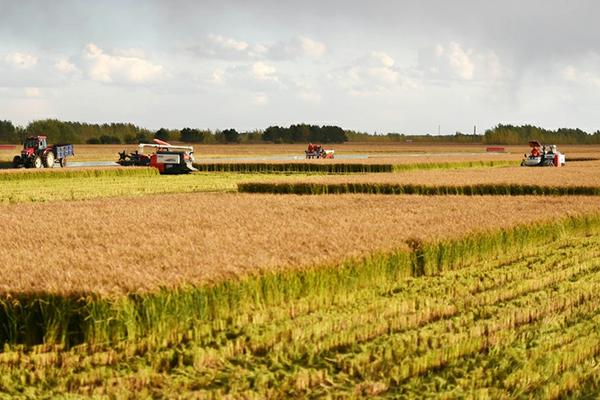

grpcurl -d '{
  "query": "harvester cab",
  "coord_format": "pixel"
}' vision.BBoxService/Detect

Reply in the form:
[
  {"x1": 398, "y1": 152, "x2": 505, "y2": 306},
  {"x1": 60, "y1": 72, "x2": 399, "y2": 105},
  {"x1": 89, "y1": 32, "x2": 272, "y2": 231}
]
[
  {"x1": 305, "y1": 143, "x2": 335, "y2": 159},
  {"x1": 521, "y1": 140, "x2": 566, "y2": 167},
  {"x1": 118, "y1": 139, "x2": 197, "y2": 174},
  {"x1": 13, "y1": 135, "x2": 74, "y2": 168}
]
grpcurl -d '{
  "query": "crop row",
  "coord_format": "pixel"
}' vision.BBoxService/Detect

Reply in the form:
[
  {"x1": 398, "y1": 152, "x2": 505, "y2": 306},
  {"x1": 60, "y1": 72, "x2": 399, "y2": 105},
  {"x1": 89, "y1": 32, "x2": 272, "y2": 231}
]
[
  {"x1": 238, "y1": 181, "x2": 600, "y2": 196},
  {"x1": 193, "y1": 160, "x2": 516, "y2": 174},
  {"x1": 1, "y1": 220, "x2": 599, "y2": 397}
]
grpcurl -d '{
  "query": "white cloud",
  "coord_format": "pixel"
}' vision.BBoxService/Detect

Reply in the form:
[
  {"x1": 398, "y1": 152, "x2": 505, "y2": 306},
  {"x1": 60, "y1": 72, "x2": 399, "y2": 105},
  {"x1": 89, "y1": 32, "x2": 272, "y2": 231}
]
[
  {"x1": 419, "y1": 42, "x2": 504, "y2": 83},
  {"x1": 252, "y1": 62, "x2": 277, "y2": 81},
  {"x1": 370, "y1": 51, "x2": 395, "y2": 68},
  {"x1": 84, "y1": 43, "x2": 164, "y2": 84},
  {"x1": 254, "y1": 93, "x2": 268, "y2": 104},
  {"x1": 54, "y1": 59, "x2": 76, "y2": 74},
  {"x1": 211, "y1": 68, "x2": 225, "y2": 84},
  {"x1": 332, "y1": 51, "x2": 409, "y2": 94},
  {"x1": 24, "y1": 87, "x2": 41, "y2": 97},
  {"x1": 188, "y1": 34, "x2": 326, "y2": 61},
  {"x1": 5, "y1": 52, "x2": 38, "y2": 69},
  {"x1": 188, "y1": 34, "x2": 265, "y2": 60},
  {"x1": 298, "y1": 36, "x2": 327, "y2": 58},
  {"x1": 562, "y1": 65, "x2": 600, "y2": 88},
  {"x1": 299, "y1": 90, "x2": 321, "y2": 104},
  {"x1": 447, "y1": 42, "x2": 474, "y2": 80}
]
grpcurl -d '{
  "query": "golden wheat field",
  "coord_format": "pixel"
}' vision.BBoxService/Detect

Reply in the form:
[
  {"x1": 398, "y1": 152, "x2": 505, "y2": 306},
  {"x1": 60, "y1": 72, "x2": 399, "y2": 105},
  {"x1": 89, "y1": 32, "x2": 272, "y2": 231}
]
[
  {"x1": 262, "y1": 161, "x2": 600, "y2": 187},
  {"x1": 1, "y1": 193, "x2": 599, "y2": 296}
]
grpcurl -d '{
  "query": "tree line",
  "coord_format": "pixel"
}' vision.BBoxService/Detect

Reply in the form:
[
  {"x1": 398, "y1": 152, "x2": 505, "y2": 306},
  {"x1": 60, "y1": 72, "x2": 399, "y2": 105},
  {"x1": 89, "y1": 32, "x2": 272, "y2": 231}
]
[
  {"x1": 0, "y1": 120, "x2": 348, "y2": 144},
  {"x1": 483, "y1": 124, "x2": 600, "y2": 145},
  {"x1": 1, "y1": 119, "x2": 600, "y2": 145}
]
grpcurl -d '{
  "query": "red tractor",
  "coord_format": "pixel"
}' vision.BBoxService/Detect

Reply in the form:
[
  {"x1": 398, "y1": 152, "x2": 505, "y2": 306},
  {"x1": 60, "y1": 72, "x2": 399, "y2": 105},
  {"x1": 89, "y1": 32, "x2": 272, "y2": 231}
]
[{"x1": 12, "y1": 136, "x2": 74, "y2": 168}]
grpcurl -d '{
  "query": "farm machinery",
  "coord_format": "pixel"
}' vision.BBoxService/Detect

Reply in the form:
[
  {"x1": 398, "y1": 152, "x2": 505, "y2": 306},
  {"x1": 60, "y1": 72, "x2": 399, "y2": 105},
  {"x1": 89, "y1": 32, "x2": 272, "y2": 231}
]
[
  {"x1": 521, "y1": 141, "x2": 565, "y2": 167},
  {"x1": 12, "y1": 135, "x2": 74, "y2": 168},
  {"x1": 117, "y1": 139, "x2": 197, "y2": 174},
  {"x1": 305, "y1": 143, "x2": 335, "y2": 159}
]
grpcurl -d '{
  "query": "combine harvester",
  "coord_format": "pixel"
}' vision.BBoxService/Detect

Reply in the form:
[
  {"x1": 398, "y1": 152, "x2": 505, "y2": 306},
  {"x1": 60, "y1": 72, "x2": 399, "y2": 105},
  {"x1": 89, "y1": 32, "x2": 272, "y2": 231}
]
[
  {"x1": 12, "y1": 135, "x2": 74, "y2": 168},
  {"x1": 305, "y1": 143, "x2": 335, "y2": 159},
  {"x1": 118, "y1": 139, "x2": 197, "y2": 174},
  {"x1": 521, "y1": 140, "x2": 565, "y2": 167}
]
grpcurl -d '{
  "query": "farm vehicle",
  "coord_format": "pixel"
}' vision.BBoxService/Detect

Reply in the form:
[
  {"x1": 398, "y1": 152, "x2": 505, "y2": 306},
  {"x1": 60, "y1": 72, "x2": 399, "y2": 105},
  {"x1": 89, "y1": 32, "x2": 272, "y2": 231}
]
[
  {"x1": 305, "y1": 143, "x2": 335, "y2": 159},
  {"x1": 521, "y1": 141, "x2": 565, "y2": 167},
  {"x1": 12, "y1": 136, "x2": 74, "y2": 168},
  {"x1": 118, "y1": 139, "x2": 197, "y2": 174}
]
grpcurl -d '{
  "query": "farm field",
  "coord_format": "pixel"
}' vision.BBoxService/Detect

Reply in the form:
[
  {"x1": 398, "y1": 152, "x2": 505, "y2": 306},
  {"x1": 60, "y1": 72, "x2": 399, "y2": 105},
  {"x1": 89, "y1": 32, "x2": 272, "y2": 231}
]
[
  {"x1": 1, "y1": 193, "x2": 600, "y2": 295},
  {"x1": 1, "y1": 222, "x2": 600, "y2": 398},
  {"x1": 243, "y1": 161, "x2": 600, "y2": 187},
  {"x1": 1, "y1": 143, "x2": 600, "y2": 397},
  {"x1": 2, "y1": 143, "x2": 600, "y2": 164},
  {"x1": 0, "y1": 168, "x2": 313, "y2": 204}
]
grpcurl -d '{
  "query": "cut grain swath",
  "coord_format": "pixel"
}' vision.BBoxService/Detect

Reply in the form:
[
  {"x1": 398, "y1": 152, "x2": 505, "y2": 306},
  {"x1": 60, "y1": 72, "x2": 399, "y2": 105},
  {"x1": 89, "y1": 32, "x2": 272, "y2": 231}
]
[
  {"x1": 193, "y1": 163, "x2": 393, "y2": 173},
  {"x1": 193, "y1": 160, "x2": 516, "y2": 174},
  {"x1": 238, "y1": 182, "x2": 600, "y2": 196}
]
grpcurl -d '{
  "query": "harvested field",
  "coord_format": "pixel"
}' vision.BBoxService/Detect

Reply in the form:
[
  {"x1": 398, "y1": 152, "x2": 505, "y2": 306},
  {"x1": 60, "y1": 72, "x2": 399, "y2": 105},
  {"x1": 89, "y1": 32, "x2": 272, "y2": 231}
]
[{"x1": 1, "y1": 193, "x2": 599, "y2": 295}]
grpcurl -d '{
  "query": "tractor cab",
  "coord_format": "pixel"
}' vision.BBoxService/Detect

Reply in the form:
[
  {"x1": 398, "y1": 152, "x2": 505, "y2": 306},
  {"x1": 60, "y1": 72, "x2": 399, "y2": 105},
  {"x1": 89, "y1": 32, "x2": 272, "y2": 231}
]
[{"x1": 22, "y1": 136, "x2": 47, "y2": 156}]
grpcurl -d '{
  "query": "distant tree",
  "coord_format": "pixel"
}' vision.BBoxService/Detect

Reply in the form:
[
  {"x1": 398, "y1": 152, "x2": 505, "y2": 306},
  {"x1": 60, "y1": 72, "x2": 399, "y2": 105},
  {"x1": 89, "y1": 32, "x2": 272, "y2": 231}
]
[
  {"x1": 222, "y1": 128, "x2": 240, "y2": 143},
  {"x1": 99, "y1": 135, "x2": 121, "y2": 144},
  {"x1": 180, "y1": 127, "x2": 205, "y2": 143},
  {"x1": 0, "y1": 120, "x2": 19, "y2": 143},
  {"x1": 86, "y1": 137, "x2": 101, "y2": 144},
  {"x1": 154, "y1": 128, "x2": 170, "y2": 142}
]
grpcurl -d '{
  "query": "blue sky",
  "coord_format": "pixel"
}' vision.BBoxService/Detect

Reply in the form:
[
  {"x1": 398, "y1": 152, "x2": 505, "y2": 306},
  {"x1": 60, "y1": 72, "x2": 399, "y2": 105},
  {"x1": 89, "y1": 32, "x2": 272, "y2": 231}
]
[{"x1": 1, "y1": 0, "x2": 600, "y2": 133}]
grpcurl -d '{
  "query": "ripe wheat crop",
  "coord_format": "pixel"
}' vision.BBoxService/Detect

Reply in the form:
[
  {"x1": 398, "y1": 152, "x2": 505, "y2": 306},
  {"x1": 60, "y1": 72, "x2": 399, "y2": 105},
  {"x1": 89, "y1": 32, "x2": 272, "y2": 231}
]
[
  {"x1": 239, "y1": 163, "x2": 600, "y2": 195},
  {"x1": 0, "y1": 216, "x2": 599, "y2": 397},
  {"x1": 0, "y1": 193, "x2": 599, "y2": 296}
]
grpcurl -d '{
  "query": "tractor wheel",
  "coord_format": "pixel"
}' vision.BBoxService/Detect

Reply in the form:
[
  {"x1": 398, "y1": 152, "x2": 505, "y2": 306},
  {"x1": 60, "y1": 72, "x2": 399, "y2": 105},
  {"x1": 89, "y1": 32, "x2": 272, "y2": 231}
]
[
  {"x1": 32, "y1": 155, "x2": 42, "y2": 169},
  {"x1": 59, "y1": 158, "x2": 68, "y2": 168},
  {"x1": 12, "y1": 155, "x2": 22, "y2": 168},
  {"x1": 43, "y1": 151, "x2": 55, "y2": 168}
]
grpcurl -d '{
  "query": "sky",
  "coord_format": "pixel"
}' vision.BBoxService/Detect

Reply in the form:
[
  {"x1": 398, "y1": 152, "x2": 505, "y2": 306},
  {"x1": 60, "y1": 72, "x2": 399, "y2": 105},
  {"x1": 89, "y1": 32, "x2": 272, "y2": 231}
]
[{"x1": 1, "y1": 0, "x2": 600, "y2": 134}]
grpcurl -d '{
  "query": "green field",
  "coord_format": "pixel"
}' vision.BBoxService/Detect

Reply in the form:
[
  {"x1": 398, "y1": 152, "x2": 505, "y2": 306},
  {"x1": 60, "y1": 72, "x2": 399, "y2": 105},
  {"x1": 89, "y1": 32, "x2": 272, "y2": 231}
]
[
  {"x1": 1, "y1": 215, "x2": 599, "y2": 398},
  {"x1": 0, "y1": 168, "x2": 312, "y2": 204}
]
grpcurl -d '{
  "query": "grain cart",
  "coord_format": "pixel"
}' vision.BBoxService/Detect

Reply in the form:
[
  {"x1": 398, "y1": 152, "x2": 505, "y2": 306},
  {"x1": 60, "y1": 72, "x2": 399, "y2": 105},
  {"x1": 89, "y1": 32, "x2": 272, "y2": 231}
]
[
  {"x1": 12, "y1": 136, "x2": 74, "y2": 168},
  {"x1": 117, "y1": 139, "x2": 196, "y2": 174}
]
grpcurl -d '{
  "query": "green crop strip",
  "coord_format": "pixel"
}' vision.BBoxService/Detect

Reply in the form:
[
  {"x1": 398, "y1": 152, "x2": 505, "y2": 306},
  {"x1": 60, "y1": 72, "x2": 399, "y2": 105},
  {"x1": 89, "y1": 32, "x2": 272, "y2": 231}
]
[
  {"x1": 0, "y1": 167, "x2": 158, "y2": 181},
  {"x1": 238, "y1": 181, "x2": 600, "y2": 196},
  {"x1": 0, "y1": 171, "x2": 313, "y2": 203}
]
